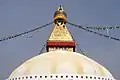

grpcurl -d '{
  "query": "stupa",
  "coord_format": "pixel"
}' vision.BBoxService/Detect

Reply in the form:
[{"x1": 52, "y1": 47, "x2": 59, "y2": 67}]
[{"x1": 7, "y1": 6, "x2": 115, "y2": 80}]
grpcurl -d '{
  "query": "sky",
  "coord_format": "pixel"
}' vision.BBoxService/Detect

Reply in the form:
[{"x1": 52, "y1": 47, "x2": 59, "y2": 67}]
[{"x1": 0, "y1": 0, "x2": 120, "y2": 80}]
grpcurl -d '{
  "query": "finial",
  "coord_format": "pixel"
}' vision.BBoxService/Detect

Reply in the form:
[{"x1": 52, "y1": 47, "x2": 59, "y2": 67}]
[
  {"x1": 57, "y1": 5, "x2": 64, "y2": 12},
  {"x1": 60, "y1": 5, "x2": 62, "y2": 7},
  {"x1": 59, "y1": 5, "x2": 62, "y2": 10}
]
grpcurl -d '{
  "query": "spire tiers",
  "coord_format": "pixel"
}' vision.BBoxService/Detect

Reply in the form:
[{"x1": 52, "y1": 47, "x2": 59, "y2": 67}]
[{"x1": 46, "y1": 6, "x2": 75, "y2": 52}]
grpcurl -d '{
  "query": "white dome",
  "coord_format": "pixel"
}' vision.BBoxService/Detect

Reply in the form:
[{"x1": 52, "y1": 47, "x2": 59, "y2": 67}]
[{"x1": 8, "y1": 50, "x2": 115, "y2": 80}]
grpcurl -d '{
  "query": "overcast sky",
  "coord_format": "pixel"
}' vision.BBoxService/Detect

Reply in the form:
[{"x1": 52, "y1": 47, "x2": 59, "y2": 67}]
[{"x1": 0, "y1": 0, "x2": 120, "y2": 80}]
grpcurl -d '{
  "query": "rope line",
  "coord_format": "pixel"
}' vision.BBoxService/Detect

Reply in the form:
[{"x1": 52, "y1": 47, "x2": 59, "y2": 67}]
[
  {"x1": 39, "y1": 43, "x2": 46, "y2": 55},
  {"x1": 76, "y1": 43, "x2": 86, "y2": 55},
  {"x1": 67, "y1": 26, "x2": 86, "y2": 55},
  {"x1": 86, "y1": 26, "x2": 120, "y2": 30},
  {"x1": 0, "y1": 21, "x2": 53, "y2": 42},
  {"x1": 39, "y1": 25, "x2": 55, "y2": 55},
  {"x1": 67, "y1": 21, "x2": 120, "y2": 42}
]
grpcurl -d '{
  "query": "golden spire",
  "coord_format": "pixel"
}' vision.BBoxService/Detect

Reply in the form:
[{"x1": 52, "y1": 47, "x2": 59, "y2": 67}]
[
  {"x1": 47, "y1": 6, "x2": 75, "y2": 52},
  {"x1": 49, "y1": 5, "x2": 73, "y2": 41}
]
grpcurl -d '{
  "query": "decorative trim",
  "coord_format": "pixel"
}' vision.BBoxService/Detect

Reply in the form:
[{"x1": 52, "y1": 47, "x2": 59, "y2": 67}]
[
  {"x1": 47, "y1": 41, "x2": 75, "y2": 47},
  {"x1": 7, "y1": 74, "x2": 115, "y2": 80}
]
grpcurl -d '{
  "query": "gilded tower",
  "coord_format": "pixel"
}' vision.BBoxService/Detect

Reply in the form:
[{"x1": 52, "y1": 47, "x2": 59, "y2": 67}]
[{"x1": 47, "y1": 6, "x2": 75, "y2": 52}]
